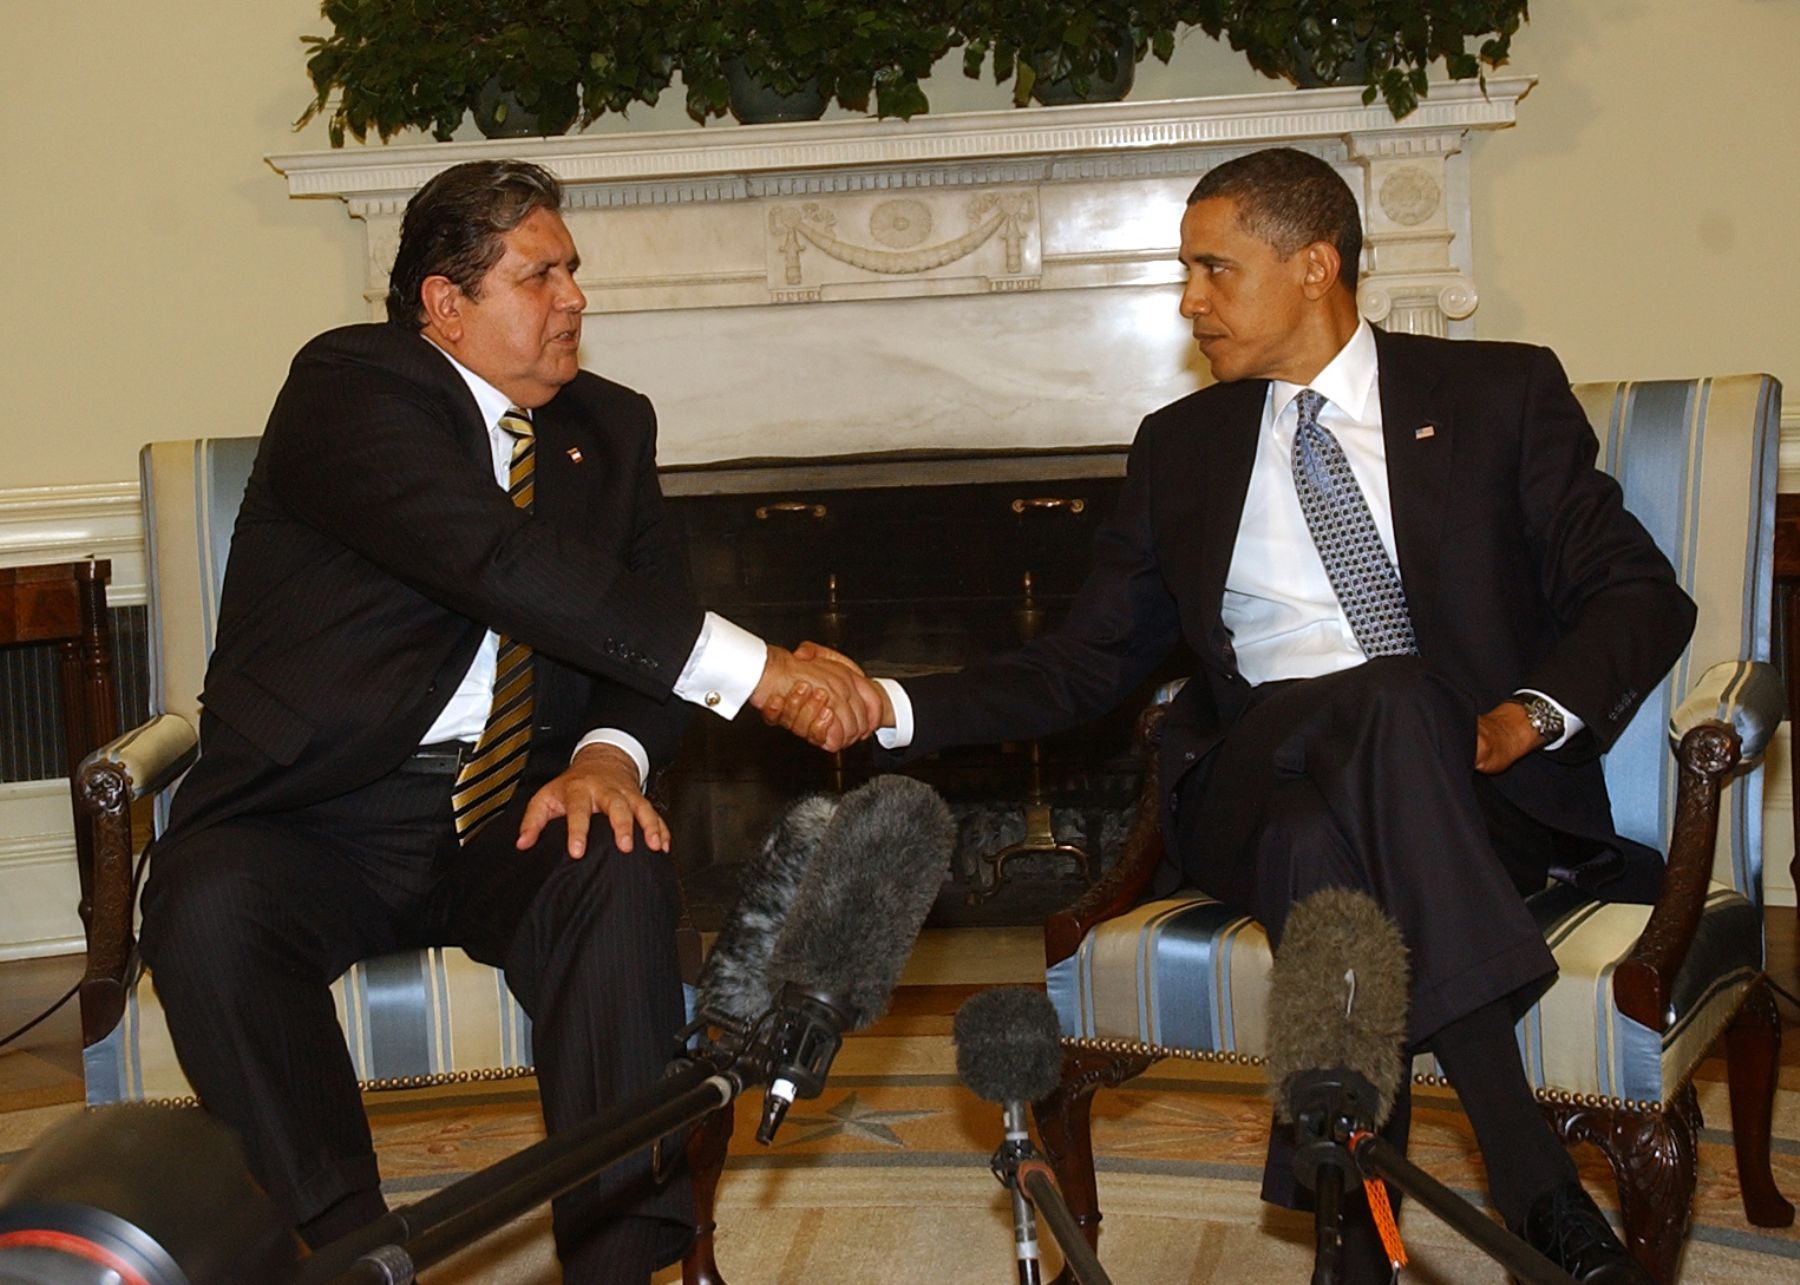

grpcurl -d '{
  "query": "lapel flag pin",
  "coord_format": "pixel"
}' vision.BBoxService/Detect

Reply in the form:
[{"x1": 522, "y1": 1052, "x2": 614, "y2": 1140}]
[
  {"x1": 566, "y1": 447, "x2": 584, "y2": 463},
  {"x1": 1415, "y1": 425, "x2": 1436, "y2": 440}
]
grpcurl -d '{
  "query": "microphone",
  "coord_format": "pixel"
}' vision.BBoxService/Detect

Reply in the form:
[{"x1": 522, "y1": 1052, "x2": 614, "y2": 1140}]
[
  {"x1": 955, "y1": 987, "x2": 1113, "y2": 1285},
  {"x1": 1265, "y1": 888, "x2": 1409, "y2": 1285},
  {"x1": 694, "y1": 792, "x2": 840, "y2": 1029},
  {"x1": 755, "y1": 774, "x2": 954, "y2": 1141},
  {"x1": 1264, "y1": 890, "x2": 1576, "y2": 1285}
]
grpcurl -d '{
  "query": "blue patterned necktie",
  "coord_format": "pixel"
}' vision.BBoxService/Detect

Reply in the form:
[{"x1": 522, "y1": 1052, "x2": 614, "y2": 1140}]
[{"x1": 1290, "y1": 388, "x2": 1418, "y2": 658}]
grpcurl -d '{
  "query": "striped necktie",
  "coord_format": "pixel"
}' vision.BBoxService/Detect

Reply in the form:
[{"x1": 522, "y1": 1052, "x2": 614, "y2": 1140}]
[
  {"x1": 1290, "y1": 388, "x2": 1418, "y2": 658},
  {"x1": 453, "y1": 407, "x2": 537, "y2": 843}
]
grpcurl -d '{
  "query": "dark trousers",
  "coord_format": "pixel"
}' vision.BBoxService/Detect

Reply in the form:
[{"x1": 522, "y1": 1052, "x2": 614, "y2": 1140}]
[
  {"x1": 1174, "y1": 657, "x2": 1560, "y2": 1207},
  {"x1": 139, "y1": 751, "x2": 693, "y2": 1282}
]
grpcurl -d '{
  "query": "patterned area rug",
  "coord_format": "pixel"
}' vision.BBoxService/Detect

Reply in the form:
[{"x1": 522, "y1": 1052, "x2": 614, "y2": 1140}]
[{"x1": 2, "y1": 1035, "x2": 1796, "y2": 1282}]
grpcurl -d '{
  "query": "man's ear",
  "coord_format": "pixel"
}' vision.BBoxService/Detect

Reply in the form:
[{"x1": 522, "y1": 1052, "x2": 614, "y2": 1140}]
[
  {"x1": 419, "y1": 275, "x2": 464, "y2": 340},
  {"x1": 1299, "y1": 241, "x2": 1342, "y2": 300}
]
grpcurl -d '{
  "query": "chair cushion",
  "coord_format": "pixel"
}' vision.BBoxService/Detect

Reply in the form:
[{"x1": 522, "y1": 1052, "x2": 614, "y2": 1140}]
[
  {"x1": 1046, "y1": 882, "x2": 1763, "y2": 1108},
  {"x1": 83, "y1": 947, "x2": 536, "y2": 1105}
]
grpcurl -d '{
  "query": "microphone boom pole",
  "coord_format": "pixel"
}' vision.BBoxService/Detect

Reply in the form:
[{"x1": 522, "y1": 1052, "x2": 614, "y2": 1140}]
[{"x1": 297, "y1": 1054, "x2": 740, "y2": 1285}]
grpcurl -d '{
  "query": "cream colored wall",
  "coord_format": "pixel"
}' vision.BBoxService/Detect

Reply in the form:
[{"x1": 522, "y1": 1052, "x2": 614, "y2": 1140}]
[{"x1": 5, "y1": 4, "x2": 1794, "y2": 492}]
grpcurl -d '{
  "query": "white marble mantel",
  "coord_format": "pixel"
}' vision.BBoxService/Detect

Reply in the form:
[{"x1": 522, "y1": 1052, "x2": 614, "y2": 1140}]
[{"x1": 269, "y1": 78, "x2": 1532, "y2": 464}]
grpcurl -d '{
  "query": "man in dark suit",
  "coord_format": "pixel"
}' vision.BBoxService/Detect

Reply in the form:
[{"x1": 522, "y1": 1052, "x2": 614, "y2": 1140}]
[
  {"x1": 138, "y1": 160, "x2": 883, "y2": 1284},
  {"x1": 773, "y1": 148, "x2": 1686, "y2": 1282}
]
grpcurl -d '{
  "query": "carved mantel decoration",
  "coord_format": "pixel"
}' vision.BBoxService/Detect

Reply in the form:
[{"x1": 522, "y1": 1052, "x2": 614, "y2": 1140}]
[{"x1": 270, "y1": 80, "x2": 1531, "y2": 463}]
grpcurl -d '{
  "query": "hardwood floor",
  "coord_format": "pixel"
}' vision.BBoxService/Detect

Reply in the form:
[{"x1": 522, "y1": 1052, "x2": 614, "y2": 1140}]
[{"x1": 4, "y1": 911, "x2": 1798, "y2": 1115}]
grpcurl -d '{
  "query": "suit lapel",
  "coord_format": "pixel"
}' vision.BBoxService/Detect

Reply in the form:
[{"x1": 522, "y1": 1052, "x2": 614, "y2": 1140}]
[
  {"x1": 1373, "y1": 330, "x2": 1453, "y2": 645},
  {"x1": 410, "y1": 333, "x2": 503, "y2": 469}
]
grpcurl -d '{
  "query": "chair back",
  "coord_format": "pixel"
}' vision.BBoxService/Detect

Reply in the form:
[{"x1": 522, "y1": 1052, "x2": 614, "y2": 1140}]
[
  {"x1": 140, "y1": 438, "x2": 260, "y2": 731},
  {"x1": 1573, "y1": 376, "x2": 1781, "y2": 901}
]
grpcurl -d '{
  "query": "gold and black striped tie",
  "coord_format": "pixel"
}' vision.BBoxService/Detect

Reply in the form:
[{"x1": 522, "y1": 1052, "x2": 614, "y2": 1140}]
[{"x1": 452, "y1": 407, "x2": 536, "y2": 842}]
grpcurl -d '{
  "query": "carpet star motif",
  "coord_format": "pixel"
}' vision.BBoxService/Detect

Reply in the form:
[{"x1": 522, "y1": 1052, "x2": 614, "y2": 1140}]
[{"x1": 779, "y1": 1092, "x2": 938, "y2": 1148}]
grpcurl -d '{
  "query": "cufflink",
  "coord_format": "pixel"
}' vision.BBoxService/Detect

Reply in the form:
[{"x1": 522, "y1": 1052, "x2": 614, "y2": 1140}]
[{"x1": 705, "y1": 691, "x2": 722, "y2": 708}]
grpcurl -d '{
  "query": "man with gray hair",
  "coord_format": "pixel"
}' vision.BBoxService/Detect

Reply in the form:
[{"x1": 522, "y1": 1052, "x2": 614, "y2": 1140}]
[{"x1": 139, "y1": 159, "x2": 882, "y2": 1283}]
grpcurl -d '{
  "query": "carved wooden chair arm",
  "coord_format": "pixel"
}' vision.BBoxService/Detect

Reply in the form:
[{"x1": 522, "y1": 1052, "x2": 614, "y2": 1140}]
[
  {"x1": 73, "y1": 712, "x2": 198, "y2": 1046},
  {"x1": 1611, "y1": 659, "x2": 1781, "y2": 1031},
  {"x1": 1045, "y1": 701, "x2": 1170, "y2": 968}
]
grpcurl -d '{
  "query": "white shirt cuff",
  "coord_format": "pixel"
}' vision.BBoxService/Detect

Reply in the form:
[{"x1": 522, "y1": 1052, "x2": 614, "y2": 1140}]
[
  {"x1": 572, "y1": 729, "x2": 650, "y2": 789},
  {"x1": 873, "y1": 678, "x2": 914, "y2": 750},
  {"x1": 672, "y1": 611, "x2": 766, "y2": 720},
  {"x1": 1516, "y1": 688, "x2": 1584, "y2": 751}
]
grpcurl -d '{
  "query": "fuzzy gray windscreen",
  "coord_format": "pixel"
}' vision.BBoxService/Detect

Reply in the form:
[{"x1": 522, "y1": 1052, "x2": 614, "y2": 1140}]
[
  {"x1": 1265, "y1": 887, "x2": 1410, "y2": 1126},
  {"x1": 953, "y1": 986, "x2": 1066, "y2": 1106},
  {"x1": 763, "y1": 774, "x2": 955, "y2": 1030},
  {"x1": 694, "y1": 793, "x2": 840, "y2": 1025}
]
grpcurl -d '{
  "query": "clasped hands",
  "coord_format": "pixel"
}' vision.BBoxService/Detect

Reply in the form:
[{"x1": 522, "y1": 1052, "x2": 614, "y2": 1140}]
[{"x1": 750, "y1": 641, "x2": 892, "y2": 752}]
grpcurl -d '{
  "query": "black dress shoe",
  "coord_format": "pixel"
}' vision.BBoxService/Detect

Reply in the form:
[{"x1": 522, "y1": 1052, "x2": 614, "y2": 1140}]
[{"x1": 1510, "y1": 1180, "x2": 1653, "y2": 1283}]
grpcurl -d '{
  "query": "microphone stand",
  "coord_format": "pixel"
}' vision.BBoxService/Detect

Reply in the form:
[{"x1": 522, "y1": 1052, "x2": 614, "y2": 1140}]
[
  {"x1": 295, "y1": 988, "x2": 859, "y2": 1285},
  {"x1": 988, "y1": 1110, "x2": 1114, "y2": 1285},
  {"x1": 1290, "y1": 1071, "x2": 1576, "y2": 1285}
]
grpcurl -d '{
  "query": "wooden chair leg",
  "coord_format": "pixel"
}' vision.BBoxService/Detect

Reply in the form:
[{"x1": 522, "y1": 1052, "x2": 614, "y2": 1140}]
[
  {"x1": 1546, "y1": 1083, "x2": 1699, "y2": 1285},
  {"x1": 1031, "y1": 1045, "x2": 1156, "y2": 1283},
  {"x1": 682, "y1": 1103, "x2": 735, "y2": 1285},
  {"x1": 1725, "y1": 979, "x2": 1796, "y2": 1227}
]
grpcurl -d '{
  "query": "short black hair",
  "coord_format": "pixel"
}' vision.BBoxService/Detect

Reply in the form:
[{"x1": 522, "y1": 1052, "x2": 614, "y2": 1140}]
[
  {"x1": 1188, "y1": 148, "x2": 1362, "y2": 289},
  {"x1": 386, "y1": 160, "x2": 565, "y2": 328}
]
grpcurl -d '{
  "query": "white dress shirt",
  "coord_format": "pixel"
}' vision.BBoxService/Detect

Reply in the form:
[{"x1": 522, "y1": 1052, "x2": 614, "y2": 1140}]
[
  {"x1": 879, "y1": 319, "x2": 1578, "y2": 749},
  {"x1": 421, "y1": 343, "x2": 770, "y2": 787}
]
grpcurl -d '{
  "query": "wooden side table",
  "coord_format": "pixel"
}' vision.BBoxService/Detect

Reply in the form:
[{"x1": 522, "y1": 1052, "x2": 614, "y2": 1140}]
[
  {"x1": 0, "y1": 559, "x2": 118, "y2": 936},
  {"x1": 1774, "y1": 496, "x2": 1800, "y2": 914}
]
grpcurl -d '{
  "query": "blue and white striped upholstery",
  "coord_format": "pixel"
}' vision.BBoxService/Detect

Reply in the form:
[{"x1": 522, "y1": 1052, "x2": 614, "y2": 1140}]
[
  {"x1": 1048, "y1": 375, "x2": 1783, "y2": 1109},
  {"x1": 84, "y1": 439, "x2": 538, "y2": 1105}
]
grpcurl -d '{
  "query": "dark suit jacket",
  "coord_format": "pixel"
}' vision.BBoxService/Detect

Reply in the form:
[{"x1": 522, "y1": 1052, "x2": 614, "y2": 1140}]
[
  {"x1": 164, "y1": 323, "x2": 699, "y2": 840},
  {"x1": 892, "y1": 330, "x2": 1696, "y2": 891}
]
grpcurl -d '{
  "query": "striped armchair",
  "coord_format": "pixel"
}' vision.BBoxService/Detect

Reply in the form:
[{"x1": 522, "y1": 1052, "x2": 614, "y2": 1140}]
[
  {"x1": 1035, "y1": 375, "x2": 1793, "y2": 1283},
  {"x1": 75, "y1": 438, "x2": 733, "y2": 1284}
]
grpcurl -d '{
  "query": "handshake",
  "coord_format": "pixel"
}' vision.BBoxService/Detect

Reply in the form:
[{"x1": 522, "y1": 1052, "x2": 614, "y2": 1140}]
[{"x1": 749, "y1": 641, "x2": 894, "y2": 753}]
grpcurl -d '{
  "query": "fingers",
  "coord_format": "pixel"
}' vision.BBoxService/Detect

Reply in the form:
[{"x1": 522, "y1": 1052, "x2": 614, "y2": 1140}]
[
  {"x1": 566, "y1": 792, "x2": 596, "y2": 858},
  {"x1": 794, "y1": 640, "x2": 866, "y2": 675},
  {"x1": 515, "y1": 772, "x2": 669, "y2": 859},
  {"x1": 516, "y1": 783, "x2": 563, "y2": 851}
]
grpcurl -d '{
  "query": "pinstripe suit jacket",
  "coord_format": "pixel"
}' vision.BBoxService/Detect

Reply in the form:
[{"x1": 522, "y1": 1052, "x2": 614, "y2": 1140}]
[
  {"x1": 163, "y1": 323, "x2": 699, "y2": 840},
  {"x1": 890, "y1": 330, "x2": 1696, "y2": 893}
]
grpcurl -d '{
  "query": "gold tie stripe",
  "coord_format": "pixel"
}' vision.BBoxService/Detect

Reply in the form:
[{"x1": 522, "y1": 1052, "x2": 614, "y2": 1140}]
[{"x1": 453, "y1": 408, "x2": 536, "y2": 842}]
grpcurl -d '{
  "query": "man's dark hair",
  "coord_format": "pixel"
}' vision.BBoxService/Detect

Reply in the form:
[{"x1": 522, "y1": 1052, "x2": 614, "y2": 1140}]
[
  {"x1": 386, "y1": 160, "x2": 565, "y2": 328},
  {"x1": 1188, "y1": 148, "x2": 1362, "y2": 289}
]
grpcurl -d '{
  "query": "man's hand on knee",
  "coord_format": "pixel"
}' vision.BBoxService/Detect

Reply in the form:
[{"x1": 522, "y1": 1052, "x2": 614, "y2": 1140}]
[
  {"x1": 517, "y1": 744, "x2": 669, "y2": 859},
  {"x1": 1475, "y1": 701, "x2": 1546, "y2": 774}
]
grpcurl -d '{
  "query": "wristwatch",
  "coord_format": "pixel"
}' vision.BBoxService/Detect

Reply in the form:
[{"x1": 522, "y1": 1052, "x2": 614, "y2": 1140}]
[{"x1": 1508, "y1": 693, "x2": 1565, "y2": 745}]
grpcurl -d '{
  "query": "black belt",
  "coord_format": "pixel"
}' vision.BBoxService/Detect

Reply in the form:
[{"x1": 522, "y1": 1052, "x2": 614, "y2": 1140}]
[{"x1": 399, "y1": 740, "x2": 475, "y2": 776}]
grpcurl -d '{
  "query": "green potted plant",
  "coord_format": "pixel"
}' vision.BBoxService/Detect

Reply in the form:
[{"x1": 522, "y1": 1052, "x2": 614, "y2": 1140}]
[
  {"x1": 297, "y1": 0, "x2": 679, "y2": 146},
  {"x1": 1183, "y1": 0, "x2": 1530, "y2": 119},
  {"x1": 957, "y1": 1, "x2": 1190, "y2": 107},
  {"x1": 677, "y1": 0, "x2": 961, "y2": 123}
]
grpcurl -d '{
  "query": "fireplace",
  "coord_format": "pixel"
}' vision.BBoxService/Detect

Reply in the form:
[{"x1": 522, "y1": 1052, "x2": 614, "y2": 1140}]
[{"x1": 657, "y1": 446, "x2": 1185, "y2": 927}]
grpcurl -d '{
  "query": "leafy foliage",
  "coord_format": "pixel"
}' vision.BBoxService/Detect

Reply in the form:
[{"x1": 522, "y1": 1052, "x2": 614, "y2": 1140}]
[
  {"x1": 292, "y1": 0, "x2": 1529, "y2": 147},
  {"x1": 297, "y1": 0, "x2": 677, "y2": 146},
  {"x1": 678, "y1": 1, "x2": 960, "y2": 122},
  {"x1": 1181, "y1": 0, "x2": 1529, "y2": 119},
  {"x1": 956, "y1": 1, "x2": 1189, "y2": 108}
]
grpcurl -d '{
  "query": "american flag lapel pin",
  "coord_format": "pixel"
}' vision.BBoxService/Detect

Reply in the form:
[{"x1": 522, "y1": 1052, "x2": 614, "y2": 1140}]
[
  {"x1": 566, "y1": 446, "x2": 584, "y2": 463},
  {"x1": 1415, "y1": 424, "x2": 1436, "y2": 441}
]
